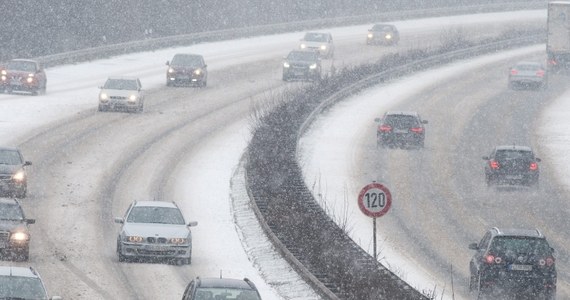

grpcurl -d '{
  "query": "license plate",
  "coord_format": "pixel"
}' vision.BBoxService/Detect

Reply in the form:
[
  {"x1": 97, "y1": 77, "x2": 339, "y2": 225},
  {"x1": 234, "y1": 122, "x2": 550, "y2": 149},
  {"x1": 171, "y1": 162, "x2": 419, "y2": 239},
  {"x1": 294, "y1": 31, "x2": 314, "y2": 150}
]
[
  {"x1": 144, "y1": 245, "x2": 165, "y2": 251},
  {"x1": 510, "y1": 264, "x2": 532, "y2": 271},
  {"x1": 177, "y1": 76, "x2": 190, "y2": 80},
  {"x1": 505, "y1": 175, "x2": 523, "y2": 180},
  {"x1": 10, "y1": 79, "x2": 21, "y2": 85},
  {"x1": 394, "y1": 129, "x2": 408, "y2": 134}
]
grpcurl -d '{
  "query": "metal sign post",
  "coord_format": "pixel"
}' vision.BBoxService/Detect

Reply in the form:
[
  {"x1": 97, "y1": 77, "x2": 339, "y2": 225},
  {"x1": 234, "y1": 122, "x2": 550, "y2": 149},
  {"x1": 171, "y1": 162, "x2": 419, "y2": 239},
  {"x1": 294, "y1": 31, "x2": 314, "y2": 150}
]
[{"x1": 357, "y1": 182, "x2": 392, "y2": 260}]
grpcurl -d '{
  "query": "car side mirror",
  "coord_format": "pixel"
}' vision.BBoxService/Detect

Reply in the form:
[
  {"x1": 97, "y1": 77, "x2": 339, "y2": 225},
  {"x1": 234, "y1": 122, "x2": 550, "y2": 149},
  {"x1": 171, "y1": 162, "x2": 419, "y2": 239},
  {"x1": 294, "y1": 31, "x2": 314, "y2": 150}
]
[
  {"x1": 26, "y1": 219, "x2": 35, "y2": 224},
  {"x1": 166, "y1": 60, "x2": 170, "y2": 66},
  {"x1": 187, "y1": 221, "x2": 198, "y2": 227},
  {"x1": 551, "y1": 247, "x2": 555, "y2": 253},
  {"x1": 536, "y1": 157, "x2": 541, "y2": 162},
  {"x1": 468, "y1": 243, "x2": 479, "y2": 250},
  {"x1": 374, "y1": 117, "x2": 381, "y2": 122},
  {"x1": 24, "y1": 161, "x2": 32, "y2": 166},
  {"x1": 114, "y1": 217, "x2": 124, "y2": 224},
  {"x1": 203, "y1": 64, "x2": 207, "y2": 68},
  {"x1": 482, "y1": 156, "x2": 489, "y2": 160}
]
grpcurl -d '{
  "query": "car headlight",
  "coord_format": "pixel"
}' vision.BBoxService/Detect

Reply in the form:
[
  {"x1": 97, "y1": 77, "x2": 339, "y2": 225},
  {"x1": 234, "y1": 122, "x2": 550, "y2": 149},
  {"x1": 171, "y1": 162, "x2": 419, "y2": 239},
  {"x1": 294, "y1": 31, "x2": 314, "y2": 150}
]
[
  {"x1": 10, "y1": 232, "x2": 29, "y2": 241},
  {"x1": 126, "y1": 236, "x2": 144, "y2": 243},
  {"x1": 385, "y1": 34, "x2": 392, "y2": 39},
  {"x1": 169, "y1": 238, "x2": 187, "y2": 244},
  {"x1": 283, "y1": 62, "x2": 290, "y2": 68},
  {"x1": 99, "y1": 93, "x2": 108, "y2": 101},
  {"x1": 1, "y1": 70, "x2": 6, "y2": 75},
  {"x1": 367, "y1": 33, "x2": 373, "y2": 38},
  {"x1": 194, "y1": 69, "x2": 202, "y2": 75},
  {"x1": 309, "y1": 63, "x2": 317, "y2": 69},
  {"x1": 12, "y1": 170, "x2": 26, "y2": 182},
  {"x1": 168, "y1": 67, "x2": 175, "y2": 73},
  {"x1": 1, "y1": 75, "x2": 6, "y2": 81},
  {"x1": 26, "y1": 76, "x2": 34, "y2": 83},
  {"x1": 320, "y1": 45, "x2": 327, "y2": 50},
  {"x1": 128, "y1": 94, "x2": 138, "y2": 102},
  {"x1": 300, "y1": 43, "x2": 306, "y2": 49}
]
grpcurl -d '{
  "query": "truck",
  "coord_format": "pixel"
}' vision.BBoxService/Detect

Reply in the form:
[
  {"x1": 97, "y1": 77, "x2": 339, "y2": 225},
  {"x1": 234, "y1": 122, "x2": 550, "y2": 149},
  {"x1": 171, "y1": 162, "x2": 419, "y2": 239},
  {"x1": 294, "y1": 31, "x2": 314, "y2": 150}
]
[{"x1": 547, "y1": 1, "x2": 570, "y2": 72}]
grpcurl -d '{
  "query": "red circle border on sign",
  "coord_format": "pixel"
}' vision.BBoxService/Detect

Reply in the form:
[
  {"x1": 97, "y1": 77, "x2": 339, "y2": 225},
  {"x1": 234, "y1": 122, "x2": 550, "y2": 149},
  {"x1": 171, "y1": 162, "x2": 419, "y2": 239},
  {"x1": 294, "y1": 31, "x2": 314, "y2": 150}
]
[{"x1": 357, "y1": 182, "x2": 392, "y2": 218}]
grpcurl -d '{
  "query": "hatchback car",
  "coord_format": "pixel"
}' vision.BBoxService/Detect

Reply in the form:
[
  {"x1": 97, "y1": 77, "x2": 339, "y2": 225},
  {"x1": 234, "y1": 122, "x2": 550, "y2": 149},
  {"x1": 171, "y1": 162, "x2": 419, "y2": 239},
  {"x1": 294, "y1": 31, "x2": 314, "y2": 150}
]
[
  {"x1": 115, "y1": 201, "x2": 198, "y2": 264},
  {"x1": 282, "y1": 50, "x2": 322, "y2": 82},
  {"x1": 0, "y1": 266, "x2": 61, "y2": 300},
  {"x1": 98, "y1": 77, "x2": 144, "y2": 113},
  {"x1": 375, "y1": 111, "x2": 427, "y2": 148},
  {"x1": 483, "y1": 145, "x2": 540, "y2": 187},
  {"x1": 0, "y1": 147, "x2": 31, "y2": 198},
  {"x1": 299, "y1": 32, "x2": 334, "y2": 59},
  {"x1": 508, "y1": 61, "x2": 547, "y2": 90},
  {"x1": 0, "y1": 198, "x2": 35, "y2": 261},
  {"x1": 469, "y1": 227, "x2": 556, "y2": 299},
  {"x1": 366, "y1": 24, "x2": 400, "y2": 45},
  {"x1": 181, "y1": 277, "x2": 262, "y2": 300},
  {"x1": 0, "y1": 59, "x2": 47, "y2": 95},
  {"x1": 166, "y1": 53, "x2": 208, "y2": 87}
]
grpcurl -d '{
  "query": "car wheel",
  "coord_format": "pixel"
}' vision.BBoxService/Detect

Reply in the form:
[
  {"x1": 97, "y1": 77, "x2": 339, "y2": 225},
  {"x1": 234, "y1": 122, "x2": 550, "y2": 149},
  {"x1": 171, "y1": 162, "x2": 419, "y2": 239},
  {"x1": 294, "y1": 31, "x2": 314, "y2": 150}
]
[
  {"x1": 15, "y1": 187, "x2": 26, "y2": 199},
  {"x1": 15, "y1": 247, "x2": 29, "y2": 262},
  {"x1": 98, "y1": 105, "x2": 107, "y2": 112},
  {"x1": 117, "y1": 241, "x2": 126, "y2": 262}
]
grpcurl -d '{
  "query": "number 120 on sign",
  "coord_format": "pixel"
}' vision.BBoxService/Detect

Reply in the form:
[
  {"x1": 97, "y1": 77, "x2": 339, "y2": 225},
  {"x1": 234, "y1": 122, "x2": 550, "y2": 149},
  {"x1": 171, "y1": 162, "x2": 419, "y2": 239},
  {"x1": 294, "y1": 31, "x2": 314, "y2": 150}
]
[{"x1": 357, "y1": 183, "x2": 392, "y2": 218}]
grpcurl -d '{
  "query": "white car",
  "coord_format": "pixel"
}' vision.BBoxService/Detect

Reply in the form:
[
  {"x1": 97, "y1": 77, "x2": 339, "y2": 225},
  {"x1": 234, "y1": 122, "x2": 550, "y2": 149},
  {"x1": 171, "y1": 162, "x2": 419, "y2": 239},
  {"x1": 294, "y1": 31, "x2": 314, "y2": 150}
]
[
  {"x1": 115, "y1": 201, "x2": 198, "y2": 264},
  {"x1": 299, "y1": 32, "x2": 334, "y2": 59},
  {"x1": 98, "y1": 77, "x2": 144, "y2": 113}
]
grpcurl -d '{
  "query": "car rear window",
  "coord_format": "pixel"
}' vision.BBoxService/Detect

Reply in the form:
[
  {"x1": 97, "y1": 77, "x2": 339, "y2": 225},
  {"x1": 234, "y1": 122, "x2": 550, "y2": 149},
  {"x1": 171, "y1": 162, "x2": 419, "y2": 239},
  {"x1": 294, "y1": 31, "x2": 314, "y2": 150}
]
[
  {"x1": 196, "y1": 288, "x2": 261, "y2": 300},
  {"x1": 490, "y1": 237, "x2": 552, "y2": 256},
  {"x1": 495, "y1": 150, "x2": 533, "y2": 160},
  {"x1": 516, "y1": 64, "x2": 541, "y2": 71},
  {"x1": 384, "y1": 115, "x2": 419, "y2": 128}
]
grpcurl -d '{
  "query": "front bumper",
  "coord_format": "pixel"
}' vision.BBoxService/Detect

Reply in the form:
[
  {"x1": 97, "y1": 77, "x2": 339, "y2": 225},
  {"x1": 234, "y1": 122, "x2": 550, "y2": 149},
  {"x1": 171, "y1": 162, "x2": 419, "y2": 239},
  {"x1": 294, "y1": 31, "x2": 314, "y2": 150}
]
[
  {"x1": 0, "y1": 177, "x2": 26, "y2": 196},
  {"x1": 167, "y1": 74, "x2": 205, "y2": 85},
  {"x1": 283, "y1": 68, "x2": 319, "y2": 80},
  {"x1": 119, "y1": 242, "x2": 191, "y2": 259}
]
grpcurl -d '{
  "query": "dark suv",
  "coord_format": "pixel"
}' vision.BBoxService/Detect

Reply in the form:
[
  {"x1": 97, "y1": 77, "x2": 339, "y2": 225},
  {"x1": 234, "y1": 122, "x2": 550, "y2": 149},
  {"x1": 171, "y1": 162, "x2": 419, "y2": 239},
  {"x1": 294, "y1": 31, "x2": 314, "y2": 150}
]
[
  {"x1": 483, "y1": 145, "x2": 540, "y2": 187},
  {"x1": 0, "y1": 198, "x2": 35, "y2": 261},
  {"x1": 166, "y1": 54, "x2": 208, "y2": 87},
  {"x1": 282, "y1": 50, "x2": 321, "y2": 82},
  {"x1": 181, "y1": 277, "x2": 262, "y2": 300},
  {"x1": 469, "y1": 227, "x2": 556, "y2": 299},
  {"x1": 375, "y1": 111, "x2": 427, "y2": 148},
  {"x1": 0, "y1": 147, "x2": 32, "y2": 198}
]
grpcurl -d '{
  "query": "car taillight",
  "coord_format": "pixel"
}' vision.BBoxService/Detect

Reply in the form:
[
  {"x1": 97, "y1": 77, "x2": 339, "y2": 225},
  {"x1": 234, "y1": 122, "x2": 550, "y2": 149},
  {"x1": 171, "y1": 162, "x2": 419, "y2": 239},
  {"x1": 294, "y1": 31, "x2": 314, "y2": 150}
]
[
  {"x1": 490, "y1": 160, "x2": 500, "y2": 169},
  {"x1": 536, "y1": 70, "x2": 545, "y2": 77},
  {"x1": 379, "y1": 125, "x2": 392, "y2": 132},
  {"x1": 510, "y1": 69, "x2": 518, "y2": 75},
  {"x1": 546, "y1": 256, "x2": 555, "y2": 267},
  {"x1": 529, "y1": 162, "x2": 538, "y2": 171},
  {"x1": 484, "y1": 254, "x2": 501, "y2": 264},
  {"x1": 410, "y1": 127, "x2": 423, "y2": 133},
  {"x1": 548, "y1": 59, "x2": 557, "y2": 66}
]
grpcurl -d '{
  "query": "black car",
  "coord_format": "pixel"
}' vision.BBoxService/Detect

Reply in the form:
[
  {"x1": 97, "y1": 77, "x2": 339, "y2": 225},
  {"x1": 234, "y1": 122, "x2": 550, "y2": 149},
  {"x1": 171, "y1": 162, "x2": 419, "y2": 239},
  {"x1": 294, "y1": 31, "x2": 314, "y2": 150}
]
[
  {"x1": 367, "y1": 23, "x2": 400, "y2": 45},
  {"x1": 0, "y1": 147, "x2": 31, "y2": 198},
  {"x1": 0, "y1": 198, "x2": 35, "y2": 261},
  {"x1": 181, "y1": 277, "x2": 262, "y2": 300},
  {"x1": 375, "y1": 111, "x2": 427, "y2": 148},
  {"x1": 282, "y1": 50, "x2": 321, "y2": 82},
  {"x1": 166, "y1": 54, "x2": 208, "y2": 87},
  {"x1": 469, "y1": 227, "x2": 556, "y2": 299},
  {"x1": 483, "y1": 145, "x2": 540, "y2": 187}
]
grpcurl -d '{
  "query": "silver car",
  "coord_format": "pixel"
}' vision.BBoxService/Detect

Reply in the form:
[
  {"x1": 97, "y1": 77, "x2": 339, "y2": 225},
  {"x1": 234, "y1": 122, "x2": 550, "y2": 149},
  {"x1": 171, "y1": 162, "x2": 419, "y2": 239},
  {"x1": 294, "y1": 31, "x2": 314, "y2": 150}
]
[
  {"x1": 98, "y1": 77, "x2": 144, "y2": 113},
  {"x1": 508, "y1": 61, "x2": 547, "y2": 90},
  {"x1": 115, "y1": 201, "x2": 198, "y2": 264},
  {"x1": 0, "y1": 266, "x2": 61, "y2": 299},
  {"x1": 299, "y1": 32, "x2": 334, "y2": 59}
]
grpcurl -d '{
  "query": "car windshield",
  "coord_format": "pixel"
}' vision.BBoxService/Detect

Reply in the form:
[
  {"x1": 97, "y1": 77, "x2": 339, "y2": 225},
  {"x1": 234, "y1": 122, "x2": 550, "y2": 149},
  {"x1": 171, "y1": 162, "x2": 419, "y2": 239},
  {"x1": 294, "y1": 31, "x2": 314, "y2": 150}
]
[
  {"x1": 490, "y1": 237, "x2": 552, "y2": 256},
  {"x1": 495, "y1": 150, "x2": 533, "y2": 160},
  {"x1": 171, "y1": 55, "x2": 203, "y2": 67},
  {"x1": 195, "y1": 287, "x2": 261, "y2": 300},
  {"x1": 0, "y1": 203, "x2": 24, "y2": 221},
  {"x1": 372, "y1": 24, "x2": 393, "y2": 31},
  {"x1": 0, "y1": 149, "x2": 22, "y2": 165},
  {"x1": 104, "y1": 79, "x2": 139, "y2": 90},
  {"x1": 303, "y1": 33, "x2": 328, "y2": 42},
  {"x1": 0, "y1": 276, "x2": 47, "y2": 299},
  {"x1": 287, "y1": 51, "x2": 318, "y2": 62},
  {"x1": 4, "y1": 60, "x2": 37, "y2": 72},
  {"x1": 383, "y1": 115, "x2": 419, "y2": 128},
  {"x1": 126, "y1": 206, "x2": 185, "y2": 224}
]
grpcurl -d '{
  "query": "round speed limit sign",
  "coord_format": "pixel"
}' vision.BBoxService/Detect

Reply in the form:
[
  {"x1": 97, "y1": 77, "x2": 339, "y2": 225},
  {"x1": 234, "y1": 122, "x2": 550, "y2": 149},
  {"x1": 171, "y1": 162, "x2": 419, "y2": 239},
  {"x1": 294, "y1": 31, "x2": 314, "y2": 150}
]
[{"x1": 357, "y1": 182, "x2": 392, "y2": 218}]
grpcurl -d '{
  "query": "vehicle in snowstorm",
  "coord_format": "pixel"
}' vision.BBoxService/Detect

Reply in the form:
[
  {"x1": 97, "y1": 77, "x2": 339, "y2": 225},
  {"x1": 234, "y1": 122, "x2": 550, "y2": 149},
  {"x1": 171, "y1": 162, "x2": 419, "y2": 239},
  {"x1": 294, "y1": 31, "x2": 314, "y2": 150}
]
[
  {"x1": 0, "y1": 198, "x2": 35, "y2": 261},
  {"x1": 468, "y1": 227, "x2": 556, "y2": 299},
  {"x1": 547, "y1": 1, "x2": 570, "y2": 73},
  {"x1": 508, "y1": 61, "x2": 547, "y2": 90},
  {"x1": 375, "y1": 111, "x2": 427, "y2": 149},
  {"x1": 115, "y1": 200, "x2": 198, "y2": 264},
  {"x1": 282, "y1": 50, "x2": 322, "y2": 82},
  {"x1": 483, "y1": 145, "x2": 540, "y2": 187},
  {"x1": 299, "y1": 32, "x2": 334, "y2": 59},
  {"x1": 0, "y1": 59, "x2": 47, "y2": 95},
  {"x1": 181, "y1": 277, "x2": 262, "y2": 300},
  {"x1": 98, "y1": 77, "x2": 144, "y2": 113},
  {"x1": 366, "y1": 24, "x2": 400, "y2": 45},
  {"x1": 0, "y1": 266, "x2": 61, "y2": 299},
  {"x1": 166, "y1": 53, "x2": 208, "y2": 87},
  {"x1": 0, "y1": 147, "x2": 31, "y2": 198}
]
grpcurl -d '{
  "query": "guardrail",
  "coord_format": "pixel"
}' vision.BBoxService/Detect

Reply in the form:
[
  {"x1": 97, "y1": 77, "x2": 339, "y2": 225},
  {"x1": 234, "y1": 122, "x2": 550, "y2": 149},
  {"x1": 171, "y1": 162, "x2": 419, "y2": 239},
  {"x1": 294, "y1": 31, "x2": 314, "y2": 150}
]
[{"x1": 245, "y1": 32, "x2": 544, "y2": 299}]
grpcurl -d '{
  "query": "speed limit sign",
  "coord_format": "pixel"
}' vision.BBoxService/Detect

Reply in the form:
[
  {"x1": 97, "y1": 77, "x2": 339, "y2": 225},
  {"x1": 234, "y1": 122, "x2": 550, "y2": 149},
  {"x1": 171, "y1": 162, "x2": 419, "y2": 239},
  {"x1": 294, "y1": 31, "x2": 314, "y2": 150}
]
[{"x1": 357, "y1": 182, "x2": 392, "y2": 218}]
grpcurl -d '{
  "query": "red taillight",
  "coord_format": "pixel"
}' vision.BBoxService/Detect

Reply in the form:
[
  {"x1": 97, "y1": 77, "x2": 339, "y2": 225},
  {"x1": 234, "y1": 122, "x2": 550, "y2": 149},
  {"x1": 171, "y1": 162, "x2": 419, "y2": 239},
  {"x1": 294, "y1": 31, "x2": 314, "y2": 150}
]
[
  {"x1": 546, "y1": 257, "x2": 555, "y2": 267},
  {"x1": 510, "y1": 69, "x2": 519, "y2": 75},
  {"x1": 529, "y1": 162, "x2": 538, "y2": 171},
  {"x1": 410, "y1": 127, "x2": 424, "y2": 134},
  {"x1": 379, "y1": 125, "x2": 392, "y2": 132},
  {"x1": 484, "y1": 254, "x2": 501, "y2": 264},
  {"x1": 536, "y1": 70, "x2": 545, "y2": 77},
  {"x1": 548, "y1": 59, "x2": 557, "y2": 66},
  {"x1": 490, "y1": 160, "x2": 500, "y2": 169}
]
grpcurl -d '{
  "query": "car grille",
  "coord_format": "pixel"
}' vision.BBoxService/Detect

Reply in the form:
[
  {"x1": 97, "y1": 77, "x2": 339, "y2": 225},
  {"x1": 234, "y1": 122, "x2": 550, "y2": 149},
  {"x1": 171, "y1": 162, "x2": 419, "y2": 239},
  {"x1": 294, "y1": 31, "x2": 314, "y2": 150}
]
[
  {"x1": 0, "y1": 174, "x2": 12, "y2": 180},
  {"x1": 137, "y1": 249, "x2": 176, "y2": 255},
  {"x1": 146, "y1": 237, "x2": 168, "y2": 244},
  {"x1": 0, "y1": 231, "x2": 9, "y2": 247},
  {"x1": 109, "y1": 96, "x2": 127, "y2": 100}
]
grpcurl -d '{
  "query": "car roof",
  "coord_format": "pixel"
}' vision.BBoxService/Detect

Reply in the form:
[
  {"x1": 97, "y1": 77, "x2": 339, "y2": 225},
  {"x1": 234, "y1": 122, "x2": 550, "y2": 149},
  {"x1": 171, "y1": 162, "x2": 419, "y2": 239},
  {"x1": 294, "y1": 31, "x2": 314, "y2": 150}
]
[
  {"x1": 133, "y1": 201, "x2": 178, "y2": 208},
  {"x1": 0, "y1": 146, "x2": 20, "y2": 152},
  {"x1": 372, "y1": 23, "x2": 395, "y2": 28},
  {"x1": 9, "y1": 59, "x2": 38, "y2": 63},
  {"x1": 197, "y1": 277, "x2": 256, "y2": 290},
  {"x1": 106, "y1": 76, "x2": 139, "y2": 81},
  {"x1": 0, "y1": 197, "x2": 19, "y2": 205},
  {"x1": 491, "y1": 227, "x2": 544, "y2": 238},
  {"x1": 0, "y1": 266, "x2": 40, "y2": 278},
  {"x1": 494, "y1": 145, "x2": 532, "y2": 152},
  {"x1": 384, "y1": 111, "x2": 420, "y2": 117},
  {"x1": 173, "y1": 53, "x2": 202, "y2": 58}
]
